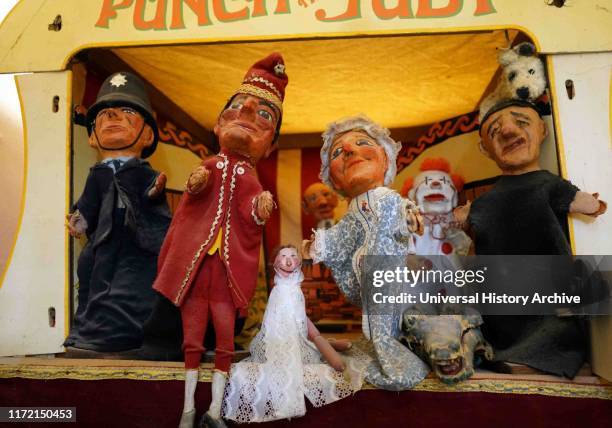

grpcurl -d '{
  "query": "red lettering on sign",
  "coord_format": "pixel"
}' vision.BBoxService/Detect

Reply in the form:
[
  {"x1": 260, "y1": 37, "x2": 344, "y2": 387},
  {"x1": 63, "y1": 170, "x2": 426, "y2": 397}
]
[
  {"x1": 95, "y1": 0, "x2": 134, "y2": 28},
  {"x1": 372, "y1": 0, "x2": 413, "y2": 19},
  {"x1": 134, "y1": 0, "x2": 167, "y2": 30},
  {"x1": 474, "y1": 0, "x2": 496, "y2": 15},
  {"x1": 170, "y1": 0, "x2": 211, "y2": 29},
  {"x1": 212, "y1": 0, "x2": 249, "y2": 22},
  {"x1": 416, "y1": 0, "x2": 461, "y2": 18}
]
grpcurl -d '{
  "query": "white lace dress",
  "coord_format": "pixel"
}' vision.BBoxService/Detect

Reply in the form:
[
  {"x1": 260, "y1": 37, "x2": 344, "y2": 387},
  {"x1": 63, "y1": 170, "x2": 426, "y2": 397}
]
[{"x1": 222, "y1": 270, "x2": 362, "y2": 423}]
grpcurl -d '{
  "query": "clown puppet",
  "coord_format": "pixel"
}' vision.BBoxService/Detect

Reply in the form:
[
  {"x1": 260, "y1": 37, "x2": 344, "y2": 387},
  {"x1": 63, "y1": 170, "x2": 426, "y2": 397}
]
[
  {"x1": 401, "y1": 158, "x2": 471, "y2": 258},
  {"x1": 152, "y1": 54, "x2": 286, "y2": 428}
]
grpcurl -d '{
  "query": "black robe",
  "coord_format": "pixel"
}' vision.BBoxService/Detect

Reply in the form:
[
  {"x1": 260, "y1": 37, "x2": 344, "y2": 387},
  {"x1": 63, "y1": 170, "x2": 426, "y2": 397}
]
[
  {"x1": 468, "y1": 170, "x2": 588, "y2": 378},
  {"x1": 64, "y1": 158, "x2": 171, "y2": 352}
]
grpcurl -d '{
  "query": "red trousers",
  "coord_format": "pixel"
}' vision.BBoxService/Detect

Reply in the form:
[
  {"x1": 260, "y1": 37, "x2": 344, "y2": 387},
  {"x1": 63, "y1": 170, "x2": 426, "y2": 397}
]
[{"x1": 180, "y1": 254, "x2": 236, "y2": 371}]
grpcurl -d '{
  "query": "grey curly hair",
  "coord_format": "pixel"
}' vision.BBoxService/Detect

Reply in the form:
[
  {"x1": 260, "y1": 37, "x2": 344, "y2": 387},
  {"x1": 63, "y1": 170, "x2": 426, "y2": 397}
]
[{"x1": 319, "y1": 115, "x2": 401, "y2": 192}]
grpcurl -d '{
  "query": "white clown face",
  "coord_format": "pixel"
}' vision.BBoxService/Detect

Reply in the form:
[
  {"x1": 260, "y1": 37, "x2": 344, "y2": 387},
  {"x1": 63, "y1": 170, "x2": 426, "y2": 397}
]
[{"x1": 412, "y1": 171, "x2": 457, "y2": 215}]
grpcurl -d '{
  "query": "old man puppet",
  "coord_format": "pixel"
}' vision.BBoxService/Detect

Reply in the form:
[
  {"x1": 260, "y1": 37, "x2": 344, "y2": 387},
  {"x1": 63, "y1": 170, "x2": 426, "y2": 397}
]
[
  {"x1": 152, "y1": 54, "x2": 287, "y2": 428},
  {"x1": 302, "y1": 181, "x2": 339, "y2": 278},
  {"x1": 64, "y1": 72, "x2": 171, "y2": 354},
  {"x1": 303, "y1": 115, "x2": 430, "y2": 390},
  {"x1": 302, "y1": 181, "x2": 339, "y2": 230},
  {"x1": 454, "y1": 97, "x2": 607, "y2": 378}
]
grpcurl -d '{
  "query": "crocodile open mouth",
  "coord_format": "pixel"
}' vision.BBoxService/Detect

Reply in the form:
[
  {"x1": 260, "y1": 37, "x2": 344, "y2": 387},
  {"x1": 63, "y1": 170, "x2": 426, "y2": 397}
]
[{"x1": 435, "y1": 357, "x2": 463, "y2": 376}]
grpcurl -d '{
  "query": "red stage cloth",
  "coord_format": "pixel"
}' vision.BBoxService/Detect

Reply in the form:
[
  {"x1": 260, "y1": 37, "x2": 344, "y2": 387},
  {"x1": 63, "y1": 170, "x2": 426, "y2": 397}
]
[{"x1": 1, "y1": 378, "x2": 610, "y2": 428}]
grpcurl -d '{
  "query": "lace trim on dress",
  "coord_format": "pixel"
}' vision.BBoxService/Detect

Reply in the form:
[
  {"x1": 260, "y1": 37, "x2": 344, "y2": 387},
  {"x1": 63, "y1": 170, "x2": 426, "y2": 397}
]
[{"x1": 222, "y1": 270, "x2": 361, "y2": 423}]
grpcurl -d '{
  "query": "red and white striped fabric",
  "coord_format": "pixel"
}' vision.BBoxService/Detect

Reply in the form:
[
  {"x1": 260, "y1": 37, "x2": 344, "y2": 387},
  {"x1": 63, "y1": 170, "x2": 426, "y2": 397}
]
[{"x1": 256, "y1": 147, "x2": 323, "y2": 259}]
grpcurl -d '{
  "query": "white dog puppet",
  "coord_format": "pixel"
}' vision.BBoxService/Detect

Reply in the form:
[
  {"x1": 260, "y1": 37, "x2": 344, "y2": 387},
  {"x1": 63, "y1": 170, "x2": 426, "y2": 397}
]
[{"x1": 479, "y1": 42, "x2": 546, "y2": 122}]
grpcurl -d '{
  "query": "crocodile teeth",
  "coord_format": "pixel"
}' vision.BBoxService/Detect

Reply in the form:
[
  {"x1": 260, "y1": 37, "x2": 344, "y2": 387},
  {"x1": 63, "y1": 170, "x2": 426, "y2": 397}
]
[{"x1": 436, "y1": 358, "x2": 463, "y2": 375}]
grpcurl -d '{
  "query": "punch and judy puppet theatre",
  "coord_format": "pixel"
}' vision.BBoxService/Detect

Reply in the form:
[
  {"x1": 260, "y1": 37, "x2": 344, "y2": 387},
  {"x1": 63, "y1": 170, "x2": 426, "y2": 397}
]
[{"x1": 1, "y1": 1, "x2": 611, "y2": 427}]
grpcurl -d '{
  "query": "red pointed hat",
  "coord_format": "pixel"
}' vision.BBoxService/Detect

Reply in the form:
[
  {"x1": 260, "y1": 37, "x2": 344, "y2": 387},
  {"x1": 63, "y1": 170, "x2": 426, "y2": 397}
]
[{"x1": 236, "y1": 52, "x2": 288, "y2": 112}]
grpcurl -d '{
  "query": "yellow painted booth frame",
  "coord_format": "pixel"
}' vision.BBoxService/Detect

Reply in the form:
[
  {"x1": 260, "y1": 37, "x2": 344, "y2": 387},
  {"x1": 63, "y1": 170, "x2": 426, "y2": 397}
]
[{"x1": 0, "y1": 0, "x2": 611, "y2": 384}]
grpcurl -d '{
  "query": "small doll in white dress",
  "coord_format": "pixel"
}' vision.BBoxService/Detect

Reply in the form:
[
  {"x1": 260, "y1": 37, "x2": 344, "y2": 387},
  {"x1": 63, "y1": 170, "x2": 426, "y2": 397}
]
[{"x1": 222, "y1": 245, "x2": 361, "y2": 424}]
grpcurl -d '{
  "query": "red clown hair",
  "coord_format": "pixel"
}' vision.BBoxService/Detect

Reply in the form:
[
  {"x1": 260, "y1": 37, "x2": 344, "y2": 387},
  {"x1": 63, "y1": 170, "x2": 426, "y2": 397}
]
[
  {"x1": 420, "y1": 157, "x2": 451, "y2": 174},
  {"x1": 450, "y1": 174, "x2": 464, "y2": 192},
  {"x1": 400, "y1": 177, "x2": 414, "y2": 197},
  {"x1": 401, "y1": 157, "x2": 465, "y2": 195}
]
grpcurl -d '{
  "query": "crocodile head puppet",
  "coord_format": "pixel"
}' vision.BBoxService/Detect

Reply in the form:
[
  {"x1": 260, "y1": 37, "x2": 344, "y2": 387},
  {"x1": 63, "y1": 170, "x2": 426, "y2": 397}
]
[{"x1": 401, "y1": 306, "x2": 493, "y2": 384}]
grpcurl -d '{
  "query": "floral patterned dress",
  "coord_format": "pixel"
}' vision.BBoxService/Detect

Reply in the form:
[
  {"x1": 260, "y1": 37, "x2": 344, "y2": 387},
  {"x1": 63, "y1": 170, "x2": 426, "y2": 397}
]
[{"x1": 312, "y1": 187, "x2": 429, "y2": 390}]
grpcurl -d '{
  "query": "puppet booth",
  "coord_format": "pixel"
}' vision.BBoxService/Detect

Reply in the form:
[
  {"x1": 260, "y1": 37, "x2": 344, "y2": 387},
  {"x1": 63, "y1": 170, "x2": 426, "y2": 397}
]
[{"x1": 1, "y1": 0, "x2": 611, "y2": 426}]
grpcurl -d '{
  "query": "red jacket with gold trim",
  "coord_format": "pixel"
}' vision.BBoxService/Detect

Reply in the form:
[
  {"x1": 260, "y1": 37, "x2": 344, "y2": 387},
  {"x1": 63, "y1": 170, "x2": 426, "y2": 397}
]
[{"x1": 153, "y1": 150, "x2": 266, "y2": 315}]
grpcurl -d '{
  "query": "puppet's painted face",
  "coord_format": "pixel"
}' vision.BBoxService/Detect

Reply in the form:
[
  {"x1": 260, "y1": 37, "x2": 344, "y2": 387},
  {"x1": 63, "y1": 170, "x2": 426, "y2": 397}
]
[
  {"x1": 214, "y1": 94, "x2": 278, "y2": 164},
  {"x1": 89, "y1": 106, "x2": 153, "y2": 157},
  {"x1": 414, "y1": 171, "x2": 457, "y2": 215},
  {"x1": 328, "y1": 130, "x2": 387, "y2": 198},
  {"x1": 480, "y1": 106, "x2": 546, "y2": 174},
  {"x1": 274, "y1": 247, "x2": 301, "y2": 277},
  {"x1": 303, "y1": 182, "x2": 338, "y2": 221}
]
